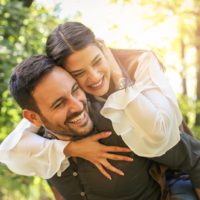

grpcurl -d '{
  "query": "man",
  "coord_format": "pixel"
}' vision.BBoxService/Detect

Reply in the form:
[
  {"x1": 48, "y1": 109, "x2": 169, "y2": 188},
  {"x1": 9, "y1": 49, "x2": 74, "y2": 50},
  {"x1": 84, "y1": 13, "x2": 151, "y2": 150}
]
[{"x1": 8, "y1": 55, "x2": 200, "y2": 199}]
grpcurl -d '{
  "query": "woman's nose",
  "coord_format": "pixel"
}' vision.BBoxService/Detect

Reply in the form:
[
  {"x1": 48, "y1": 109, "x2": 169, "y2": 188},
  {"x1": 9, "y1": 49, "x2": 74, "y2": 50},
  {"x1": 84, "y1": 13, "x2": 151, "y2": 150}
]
[{"x1": 88, "y1": 68, "x2": 101, "y2": 82}]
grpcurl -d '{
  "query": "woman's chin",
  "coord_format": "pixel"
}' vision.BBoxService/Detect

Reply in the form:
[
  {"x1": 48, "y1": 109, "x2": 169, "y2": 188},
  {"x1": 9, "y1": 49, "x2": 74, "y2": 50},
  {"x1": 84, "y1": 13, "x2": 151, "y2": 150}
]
[{"x1": 87, "y1": 86, "x2": 109, "y2": 97}]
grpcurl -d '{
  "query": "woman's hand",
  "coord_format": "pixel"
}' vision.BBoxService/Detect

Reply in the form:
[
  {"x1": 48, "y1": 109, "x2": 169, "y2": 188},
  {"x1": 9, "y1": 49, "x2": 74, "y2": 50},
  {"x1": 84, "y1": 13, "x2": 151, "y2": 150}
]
[
  {"x1": 97, "y1": 39, "x2": 125, "y2": 90},
  {"x1": 65, "y1": 131, "x2": 133, "y2": 180}
]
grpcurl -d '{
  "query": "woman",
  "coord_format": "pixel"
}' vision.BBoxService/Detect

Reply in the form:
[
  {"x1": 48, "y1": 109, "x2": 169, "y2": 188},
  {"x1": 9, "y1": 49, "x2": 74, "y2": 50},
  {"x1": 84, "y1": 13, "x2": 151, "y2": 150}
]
[
  {"x1": 1, "y1": 22, "x2": 183, "y2": 180},
  {"x1": 46, "y1": 22, "x2": 182, "y2": 156}
]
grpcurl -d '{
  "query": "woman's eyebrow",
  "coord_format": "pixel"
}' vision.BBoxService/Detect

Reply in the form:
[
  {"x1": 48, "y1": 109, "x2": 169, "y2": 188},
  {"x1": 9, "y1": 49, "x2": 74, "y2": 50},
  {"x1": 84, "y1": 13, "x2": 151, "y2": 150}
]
[
  {"x1": 70, "y1": 69, "x2": 84, "y2": 74},
  {"x1": 91, "y1": 54, "x2": 101, "y2": 65},
  {"x1": 69, "y1": 54, "x2": 101, "y2": 74}
]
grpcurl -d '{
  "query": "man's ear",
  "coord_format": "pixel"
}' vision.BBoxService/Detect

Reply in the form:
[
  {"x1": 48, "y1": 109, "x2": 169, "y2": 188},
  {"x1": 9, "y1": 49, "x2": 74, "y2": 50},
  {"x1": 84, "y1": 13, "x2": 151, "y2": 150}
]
[{"x1": 23, "y1": 109, "x2": 43, "y2": 127}]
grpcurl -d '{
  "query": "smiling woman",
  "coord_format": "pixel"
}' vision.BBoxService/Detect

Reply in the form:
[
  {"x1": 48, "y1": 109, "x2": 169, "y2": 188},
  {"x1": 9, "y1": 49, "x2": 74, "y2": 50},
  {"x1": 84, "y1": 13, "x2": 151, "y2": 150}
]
[
  {"x1": 65, "y1": 45, "x2": 111, "y2": 97},
  {"x1": 45, "y1": 21, "x2": 183, "y2": 155}
]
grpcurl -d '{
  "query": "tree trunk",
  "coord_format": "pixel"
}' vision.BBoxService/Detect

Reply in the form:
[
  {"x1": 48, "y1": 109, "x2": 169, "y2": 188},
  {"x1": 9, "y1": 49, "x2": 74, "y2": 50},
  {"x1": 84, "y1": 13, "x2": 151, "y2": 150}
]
[
  {"x1": 180, "y1": 39, "x2": 187, "y2": 95},
  {"x1": 195, "y1": 18, "x2": 200, "y2": 125},
  {"x1": 20, "y1": 0, "x2": 34, "y2": 7},
  {"x1": 180, "y1": 39, "x2": 189, "y2": 123}
]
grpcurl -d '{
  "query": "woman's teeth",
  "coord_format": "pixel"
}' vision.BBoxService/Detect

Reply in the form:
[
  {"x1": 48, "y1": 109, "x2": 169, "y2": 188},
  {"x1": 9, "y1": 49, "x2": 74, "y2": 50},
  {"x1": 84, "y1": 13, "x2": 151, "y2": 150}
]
[{"x1": 90, "y1": 79, "x2": 103, "y2": 88}]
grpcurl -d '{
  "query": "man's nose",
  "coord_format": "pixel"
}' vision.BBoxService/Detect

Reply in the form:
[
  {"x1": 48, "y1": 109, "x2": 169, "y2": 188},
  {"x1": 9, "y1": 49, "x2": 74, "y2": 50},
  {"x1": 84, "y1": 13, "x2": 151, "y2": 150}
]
[{"x1": 68, "y1": 96, "x2": 84, "y2": 113}]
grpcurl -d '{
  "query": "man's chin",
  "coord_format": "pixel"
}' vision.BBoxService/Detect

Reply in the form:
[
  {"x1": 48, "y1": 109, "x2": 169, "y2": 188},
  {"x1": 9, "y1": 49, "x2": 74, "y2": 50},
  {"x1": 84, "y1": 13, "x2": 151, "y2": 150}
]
[{"x1": 70, "y1": 125, "x2": 94, "y2": 141}]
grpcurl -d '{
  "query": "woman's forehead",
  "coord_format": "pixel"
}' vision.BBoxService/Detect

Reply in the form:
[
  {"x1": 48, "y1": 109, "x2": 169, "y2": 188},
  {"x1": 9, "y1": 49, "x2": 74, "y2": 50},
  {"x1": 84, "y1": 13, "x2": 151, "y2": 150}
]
[{"x1": 64, "y1": 45, "x2": 102, "y2": 69}]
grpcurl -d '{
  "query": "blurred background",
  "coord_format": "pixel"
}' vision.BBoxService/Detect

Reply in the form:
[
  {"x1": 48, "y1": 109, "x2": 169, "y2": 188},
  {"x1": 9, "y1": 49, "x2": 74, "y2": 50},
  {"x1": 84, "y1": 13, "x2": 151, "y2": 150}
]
[{"x1": 0, "y1": 0, "x2": 200, "y2": 199}]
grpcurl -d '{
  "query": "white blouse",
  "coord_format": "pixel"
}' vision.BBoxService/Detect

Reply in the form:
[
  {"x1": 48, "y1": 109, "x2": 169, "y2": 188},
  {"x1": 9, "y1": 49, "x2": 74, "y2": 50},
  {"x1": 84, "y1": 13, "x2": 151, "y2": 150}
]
[
  {"x1": 0, "y1": 51, "x2": 182, "y2": 178},
  {"x1": 101, "y1": 52, "x2": 182, "y2": 156},
  {"x1": 0, "y1": 118, "x2": 69, "y2": 179}
]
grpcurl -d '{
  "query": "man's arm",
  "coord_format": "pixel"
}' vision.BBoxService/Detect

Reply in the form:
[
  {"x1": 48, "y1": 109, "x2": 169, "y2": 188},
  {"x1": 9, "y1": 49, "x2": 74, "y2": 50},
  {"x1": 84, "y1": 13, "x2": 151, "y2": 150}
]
[{"x1": 48, "y1": 182, "x2": 64, "y2": 200}]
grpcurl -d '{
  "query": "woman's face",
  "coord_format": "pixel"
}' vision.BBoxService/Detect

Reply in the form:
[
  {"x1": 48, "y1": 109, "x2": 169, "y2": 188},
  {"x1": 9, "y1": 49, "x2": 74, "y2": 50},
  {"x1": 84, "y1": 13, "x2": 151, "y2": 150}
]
[{"x1": 63, "y1": 44, "x2": 111, "y2": 97}]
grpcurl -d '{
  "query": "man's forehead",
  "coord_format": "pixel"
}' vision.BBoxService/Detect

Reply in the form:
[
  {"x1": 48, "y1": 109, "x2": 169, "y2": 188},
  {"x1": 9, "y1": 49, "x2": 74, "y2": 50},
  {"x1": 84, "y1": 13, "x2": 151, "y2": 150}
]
[
  {"x1": 32, "y1": 67, "x2": 75, "y2": 100},
  {"x1": 46, "y1": 66, "x2": 75, "y2": 83},
  {"x1": 54, "y1": 66, "x2": 70, "y2": 75}
]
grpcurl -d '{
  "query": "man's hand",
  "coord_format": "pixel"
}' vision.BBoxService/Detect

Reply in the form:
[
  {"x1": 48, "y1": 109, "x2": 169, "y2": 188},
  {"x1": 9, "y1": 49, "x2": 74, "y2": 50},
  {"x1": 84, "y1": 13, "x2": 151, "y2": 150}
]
[{"x1": 64, "y1": 132, "x2": 133, "y2": 180}]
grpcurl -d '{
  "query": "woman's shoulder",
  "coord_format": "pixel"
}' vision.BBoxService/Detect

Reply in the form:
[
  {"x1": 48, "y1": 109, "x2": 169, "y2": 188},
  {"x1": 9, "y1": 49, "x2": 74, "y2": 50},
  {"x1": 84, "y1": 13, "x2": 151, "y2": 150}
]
[{"x1": 111, "y1": 48, "x2": 154, "y2": 78}]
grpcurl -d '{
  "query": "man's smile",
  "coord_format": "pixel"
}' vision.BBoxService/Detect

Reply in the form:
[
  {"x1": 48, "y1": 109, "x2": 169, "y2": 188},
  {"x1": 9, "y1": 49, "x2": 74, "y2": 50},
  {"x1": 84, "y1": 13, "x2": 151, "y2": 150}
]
[{"x1": 67, "y1": 111, "x2": 88, "y2": 126}]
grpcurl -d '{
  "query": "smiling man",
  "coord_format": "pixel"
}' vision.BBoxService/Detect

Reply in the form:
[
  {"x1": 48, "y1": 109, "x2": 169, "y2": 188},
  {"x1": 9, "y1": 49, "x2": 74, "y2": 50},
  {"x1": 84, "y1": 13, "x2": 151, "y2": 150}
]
[
  {"x1": 10, "y1": 55, "x2": 94, "y2": 140},
  {"x1": 29, "y1": 65, "x2": 93, "y2": 138}
]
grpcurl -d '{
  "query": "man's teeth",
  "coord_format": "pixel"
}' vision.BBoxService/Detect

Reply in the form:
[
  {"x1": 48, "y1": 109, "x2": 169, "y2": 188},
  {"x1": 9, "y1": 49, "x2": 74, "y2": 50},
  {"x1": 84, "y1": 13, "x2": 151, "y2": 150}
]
[
  {"x1": 90, "y1": 79, "x2": 102, "y2": 88},
  {"x1": 69, "y1": 112, "x2": 85, "y2": 123}
]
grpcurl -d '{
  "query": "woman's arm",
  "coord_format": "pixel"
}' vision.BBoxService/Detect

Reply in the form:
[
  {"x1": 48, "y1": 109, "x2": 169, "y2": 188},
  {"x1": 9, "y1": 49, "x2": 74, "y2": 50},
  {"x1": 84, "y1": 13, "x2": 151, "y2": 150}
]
[
  {"x1": 101, "y1": 49, "x2": 182, "y2": 157},
  {"x1": 0, "y1": 119, "x2": 68, "y2": 179},
  {"x1": 0, "y1": 119, "x2": 133, "y2": 179},
  {"x1": 65, "y1": 132, "x2": 133, "y2": 180}
]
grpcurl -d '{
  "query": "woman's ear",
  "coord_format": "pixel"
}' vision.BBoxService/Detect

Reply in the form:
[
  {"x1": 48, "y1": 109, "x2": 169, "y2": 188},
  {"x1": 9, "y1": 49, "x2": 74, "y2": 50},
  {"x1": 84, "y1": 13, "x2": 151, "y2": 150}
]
[{"x1": 23, "y1": 109, "x2": 43, "y2": 127}]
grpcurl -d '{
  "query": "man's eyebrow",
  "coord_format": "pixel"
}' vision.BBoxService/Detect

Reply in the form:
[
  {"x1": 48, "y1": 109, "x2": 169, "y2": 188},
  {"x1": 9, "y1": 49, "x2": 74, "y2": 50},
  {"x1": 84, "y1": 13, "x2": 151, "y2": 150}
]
[
  {"x1": 50, "y1": 97, "x2": 64, "y2": 109},
  {"x1": 72, "y1": 82, "x2": 79, "y2": 92}
]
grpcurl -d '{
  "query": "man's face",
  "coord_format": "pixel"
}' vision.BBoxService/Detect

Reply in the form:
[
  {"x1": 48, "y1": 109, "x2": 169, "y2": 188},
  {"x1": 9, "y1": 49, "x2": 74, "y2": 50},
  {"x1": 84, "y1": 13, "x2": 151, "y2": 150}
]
[{"x1": 32, "y1": 67, "x2": 93, "y2": 138}]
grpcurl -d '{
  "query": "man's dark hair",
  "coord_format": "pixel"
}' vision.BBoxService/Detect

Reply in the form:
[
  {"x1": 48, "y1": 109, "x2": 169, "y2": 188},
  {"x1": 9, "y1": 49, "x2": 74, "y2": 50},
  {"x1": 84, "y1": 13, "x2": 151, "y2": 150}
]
[
  {"x1": 9, "y1": 55, "x2": 55, "y2": 112},
  {"x1": 46, "y1": 21, "x2": 96, "y2": 66}
]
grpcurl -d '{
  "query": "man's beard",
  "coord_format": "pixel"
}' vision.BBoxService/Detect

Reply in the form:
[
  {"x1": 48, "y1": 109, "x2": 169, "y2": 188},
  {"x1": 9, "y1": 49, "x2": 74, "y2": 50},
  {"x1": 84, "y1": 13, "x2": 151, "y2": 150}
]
[
  {"x1": 40, "y1": 101, "x2": 94, "y2": 140},
  {"x1": 44, "y1": 125, "x2": 94, "y2": 141}
]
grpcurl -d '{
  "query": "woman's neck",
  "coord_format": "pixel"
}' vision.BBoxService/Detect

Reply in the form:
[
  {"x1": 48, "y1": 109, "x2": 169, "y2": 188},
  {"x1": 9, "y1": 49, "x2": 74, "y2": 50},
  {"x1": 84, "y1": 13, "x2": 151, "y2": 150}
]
[{"x1": 101, "y1": 79, "x2": 115, "y2": 99}]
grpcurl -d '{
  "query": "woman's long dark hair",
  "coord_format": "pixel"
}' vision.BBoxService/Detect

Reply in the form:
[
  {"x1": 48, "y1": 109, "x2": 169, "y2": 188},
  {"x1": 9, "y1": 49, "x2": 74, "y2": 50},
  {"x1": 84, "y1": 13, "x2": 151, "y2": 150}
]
[{"x1": 46, "y1": 22, "x2": 96, "y2": 66}]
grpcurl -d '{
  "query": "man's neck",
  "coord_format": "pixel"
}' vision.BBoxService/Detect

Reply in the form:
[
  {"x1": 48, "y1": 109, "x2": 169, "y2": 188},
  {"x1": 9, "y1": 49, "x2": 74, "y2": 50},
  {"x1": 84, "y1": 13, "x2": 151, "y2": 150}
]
[
  {"x1": 42, "y1": 125, "x2": 96, "y2": 142},
  {"x1": 43, "y1": 128, "x2": 72, "y2": 141}
]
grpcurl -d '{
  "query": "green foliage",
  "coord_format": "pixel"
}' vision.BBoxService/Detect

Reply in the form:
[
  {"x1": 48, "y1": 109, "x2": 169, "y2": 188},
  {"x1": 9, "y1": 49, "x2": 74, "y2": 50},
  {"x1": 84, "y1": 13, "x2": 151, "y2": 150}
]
[
  {"x1": 0, "y1": 0, "x2": 61, "y2": 199},
  {"x1": 0, "y1": 0, "x2": 60, "y2": 138},
  {"x1": 192, "y1": 126, "x2": 200, "y2": 140},
  {"x1": 0, "y1": 165, "x2": 33, "y2": 198},
  {"x1": 0, "y1": 164, "x2": 54, "y2": 200},
  {"x1": 178, "y1": 95, "x2": 200, "y2": 138},
  {"x1": 178, "y1": 95, "x2": 195, "y2": 126},
  {"x1": 0, "y1": 90, "x2": 22, "y2": 141}
]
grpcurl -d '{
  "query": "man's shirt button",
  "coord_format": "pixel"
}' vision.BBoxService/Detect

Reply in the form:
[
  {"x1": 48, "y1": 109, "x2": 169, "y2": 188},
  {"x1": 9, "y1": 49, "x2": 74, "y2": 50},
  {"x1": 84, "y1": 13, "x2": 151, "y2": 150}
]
[
  {"x1": 80, "y1": 192, "x2": 85, "y2": 196},
  {"x1": 73, "y1": 171, "x2": 78, "y2": 176}
]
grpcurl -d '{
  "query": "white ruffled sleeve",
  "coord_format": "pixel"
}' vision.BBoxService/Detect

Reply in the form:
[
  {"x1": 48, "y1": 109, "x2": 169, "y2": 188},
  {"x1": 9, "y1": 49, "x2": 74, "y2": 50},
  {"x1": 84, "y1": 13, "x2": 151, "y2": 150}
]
[
  {"x1": 101, "y1": 52, "x2": 182, "y2": 157},
  {"x1": 0, "y1": 118, "x2": 70, "y2": 179}
]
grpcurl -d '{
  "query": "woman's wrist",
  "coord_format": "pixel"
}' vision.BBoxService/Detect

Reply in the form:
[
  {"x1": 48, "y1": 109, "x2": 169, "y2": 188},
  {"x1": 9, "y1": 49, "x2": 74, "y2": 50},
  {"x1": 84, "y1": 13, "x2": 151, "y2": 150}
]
[
  {"x1": 116, "y1": 77, "x2": 127, "y2": 90},
  {"x1": 112, "y1": 71, "x2": 126, "y2": 90},
  {"x1": 63, "y1": 141, "x2": 77, "y2": 157}
]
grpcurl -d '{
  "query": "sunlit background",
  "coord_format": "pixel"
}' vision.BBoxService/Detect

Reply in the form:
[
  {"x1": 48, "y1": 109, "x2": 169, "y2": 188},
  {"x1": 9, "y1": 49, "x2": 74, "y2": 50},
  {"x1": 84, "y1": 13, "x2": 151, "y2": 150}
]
[
  {"x1": 35, "y1": 0, "x2": 197, "y2": 97},
  {"x1": 1, "y1": 0, "x2": 200, "y2": 199}
]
